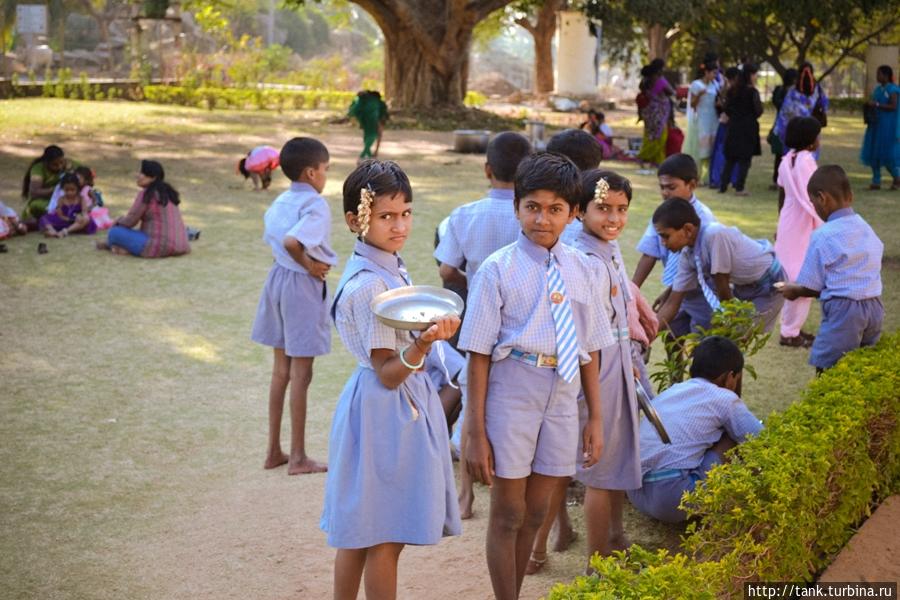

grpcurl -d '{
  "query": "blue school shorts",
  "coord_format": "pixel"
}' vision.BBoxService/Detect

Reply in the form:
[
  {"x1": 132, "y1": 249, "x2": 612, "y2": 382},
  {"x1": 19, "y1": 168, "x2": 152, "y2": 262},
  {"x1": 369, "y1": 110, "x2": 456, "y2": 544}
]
[
  {"x1": 626, "y1": 449, "x2": 722, "y2": 523},
  {"x1": 810, "y1": 297, "x2": 883, "y2": 370}
]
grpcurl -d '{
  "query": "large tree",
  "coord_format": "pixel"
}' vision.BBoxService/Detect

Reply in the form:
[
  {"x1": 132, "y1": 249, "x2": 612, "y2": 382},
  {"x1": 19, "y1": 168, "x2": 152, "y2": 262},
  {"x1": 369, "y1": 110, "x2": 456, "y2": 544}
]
[
  {"x1": 699, "y1": 0, "x2": 900, "y2": 79},
  {"x1": 343, "y1": 0, "x2": 514, "y2": 107},
  {"x1": 511, "y1": 0, "x2": 563, "y2": 94}
]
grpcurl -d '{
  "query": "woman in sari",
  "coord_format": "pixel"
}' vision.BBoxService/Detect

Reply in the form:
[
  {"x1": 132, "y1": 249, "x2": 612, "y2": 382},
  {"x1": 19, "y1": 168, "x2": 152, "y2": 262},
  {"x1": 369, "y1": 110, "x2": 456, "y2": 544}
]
[
  {"x1": 860, "y1": 65, "x2": 900, "y2": 190},
  {"x1": 637, "y1": 59, "x2": 674, "y2": 172},
  {"x1": 684, "y1": 62, "x2": 720, "y2": 182}
]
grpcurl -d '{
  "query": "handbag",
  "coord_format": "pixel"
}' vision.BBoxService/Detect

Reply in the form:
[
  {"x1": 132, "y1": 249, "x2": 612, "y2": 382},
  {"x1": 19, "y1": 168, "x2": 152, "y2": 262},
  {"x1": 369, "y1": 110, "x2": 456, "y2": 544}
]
[
  {"x1": 863, "y1": 102, "x2": 878, "y2": 125},
  {"x1": 812, "y1": 87, "x2": 827, "y2": 127}
]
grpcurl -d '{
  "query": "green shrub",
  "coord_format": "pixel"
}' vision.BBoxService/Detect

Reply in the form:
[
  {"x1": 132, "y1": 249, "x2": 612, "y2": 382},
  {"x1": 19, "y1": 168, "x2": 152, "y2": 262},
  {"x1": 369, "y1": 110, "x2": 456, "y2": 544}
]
[
  {"x1": 140, "y1": 85, "x2": 354, "y2": 111},
  {"x1": 548, "y1": 332, "x2": 900, "y2": 599},
  {"x1": 464, "y1": 90, "x2": 487, "y2": 108}
]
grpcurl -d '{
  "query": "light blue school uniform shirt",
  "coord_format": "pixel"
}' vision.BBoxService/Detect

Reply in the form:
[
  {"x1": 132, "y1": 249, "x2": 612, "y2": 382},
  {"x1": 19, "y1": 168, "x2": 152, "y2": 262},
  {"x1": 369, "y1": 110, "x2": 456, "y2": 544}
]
[
  {"x1": 433, "y1": 188, "x2": 520, "y2": 278},
  {"x1": 796, "y1": 208, "x2": 883, "y2": 301},
  {"x1": 638, "y1": 377, "x2": 762, "y2": 474},
  {"x1": 672, "y1": 222, "x2": 774, "y2": 292},
  {"x1": 263, "y1": 181, "x2": 338, "y2": 271},
  {"x1": 637, "y1": 195, "x2": 717, "y2": 286},
  {"x1": 458, "y1": 232, "x2": 615, "y2": 363}
]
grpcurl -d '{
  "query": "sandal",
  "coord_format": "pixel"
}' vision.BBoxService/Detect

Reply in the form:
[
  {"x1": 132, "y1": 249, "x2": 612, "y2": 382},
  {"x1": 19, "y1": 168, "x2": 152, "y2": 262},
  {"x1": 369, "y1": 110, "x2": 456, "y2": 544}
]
[
  {"x1": 525, "y1": 551, "x2": 548, "y2": 575},
  {"x1": 779, "y1": 335, "x2": 806, "y2": 347},
  {"x1": 799, "y1": 331, "x2": 816, "y2": 347},
  {"x1": 868, "y1": 183, "x2": 881, "y2": 190}
]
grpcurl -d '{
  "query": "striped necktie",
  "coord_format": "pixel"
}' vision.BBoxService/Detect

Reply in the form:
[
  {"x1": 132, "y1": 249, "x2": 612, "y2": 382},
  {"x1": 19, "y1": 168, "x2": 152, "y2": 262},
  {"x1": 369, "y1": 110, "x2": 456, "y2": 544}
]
[
  {"x1": 546, "y1": 254, "x2": 580, "y2": 383},
  {"x1": 692, "y1": 246, "x2": 722, "y2": 311},
  {"x1": 397, "y1": 257, "x2": 411, "y2": 285},
  {"x1": 661, "y1": 249, "x2": 681, "y2": 286}
]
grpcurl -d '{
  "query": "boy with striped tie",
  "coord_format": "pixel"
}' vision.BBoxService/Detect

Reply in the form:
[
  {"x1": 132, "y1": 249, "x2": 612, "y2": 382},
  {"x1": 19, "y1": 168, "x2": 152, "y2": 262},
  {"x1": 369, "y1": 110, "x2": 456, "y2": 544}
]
[
  {"x1": 459, "y1": 152, "x2": 614, "y2": 600},
  {"x1": 780, "y1": 165, "x2": 884, "y2": 372},
  {"x1": 652, "y1": 198, "x2": 786, "y2": 333}
]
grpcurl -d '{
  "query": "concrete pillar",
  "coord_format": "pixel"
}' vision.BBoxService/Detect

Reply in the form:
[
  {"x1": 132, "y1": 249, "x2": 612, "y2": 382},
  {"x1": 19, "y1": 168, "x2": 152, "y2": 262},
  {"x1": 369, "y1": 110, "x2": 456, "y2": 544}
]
[
  {"x1": 555, "y1": 10, "x2": 597, "y2": 96},
  {"x1": 865, "y1": 45, "x2": 899, "y2": 95}
]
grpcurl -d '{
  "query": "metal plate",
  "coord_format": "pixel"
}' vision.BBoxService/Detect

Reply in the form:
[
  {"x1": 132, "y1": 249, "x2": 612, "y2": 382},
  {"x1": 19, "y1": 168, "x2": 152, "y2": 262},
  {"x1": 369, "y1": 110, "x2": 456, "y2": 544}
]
[
  {"x1": 635, "y1": 379, "x2": 672, "y2": 444},
  {"x1": 371, "y1": 285, "x2": 464, "y2": 331}
]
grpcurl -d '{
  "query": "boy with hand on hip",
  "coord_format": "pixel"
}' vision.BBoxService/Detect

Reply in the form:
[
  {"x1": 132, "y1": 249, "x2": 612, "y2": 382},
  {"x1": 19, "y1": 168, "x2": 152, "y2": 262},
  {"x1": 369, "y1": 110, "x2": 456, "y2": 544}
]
[
  {"x1": 627, "y1": 336, "x2": 762, "y2": 523},
  {"x1": 460, "y1": 152, "x2": 614, "y2": 600},
  {"x1": 653, "y1": 198, "x2": 786, "y2": 333},
  {"x1": 779, "y1": 165, "x2": 884, "y2": 372},
  {"x1": 251, "y1": 137, "x2": 336, "y2": 475}
]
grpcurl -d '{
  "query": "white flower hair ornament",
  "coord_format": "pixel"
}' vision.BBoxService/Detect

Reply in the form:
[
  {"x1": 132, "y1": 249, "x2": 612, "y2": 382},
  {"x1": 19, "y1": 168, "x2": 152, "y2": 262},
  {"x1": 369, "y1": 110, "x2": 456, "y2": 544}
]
[
  {"x1": 593, "y1": 177, "x2": 610, "y2": 205},
  {"x1": 357, "y1": 184, "x2": 375, "y2": 238}
]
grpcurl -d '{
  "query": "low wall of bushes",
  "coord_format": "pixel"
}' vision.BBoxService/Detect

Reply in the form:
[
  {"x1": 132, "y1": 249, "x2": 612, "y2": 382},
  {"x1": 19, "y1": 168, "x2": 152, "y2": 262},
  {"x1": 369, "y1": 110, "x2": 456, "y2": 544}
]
[{"x1": 548, "y1": 332, "x2": 900, "y2": 599}]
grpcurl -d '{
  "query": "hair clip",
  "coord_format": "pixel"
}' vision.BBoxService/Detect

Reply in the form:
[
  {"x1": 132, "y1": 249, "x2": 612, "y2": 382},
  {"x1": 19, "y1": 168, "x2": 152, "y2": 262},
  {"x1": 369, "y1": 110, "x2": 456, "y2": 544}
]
[
  {"x1": 593, "y1": 177, "x2": 610, "y2": 205},
  {"x1": 357, "y1": 184, "x2": 375, "y2": 238}
]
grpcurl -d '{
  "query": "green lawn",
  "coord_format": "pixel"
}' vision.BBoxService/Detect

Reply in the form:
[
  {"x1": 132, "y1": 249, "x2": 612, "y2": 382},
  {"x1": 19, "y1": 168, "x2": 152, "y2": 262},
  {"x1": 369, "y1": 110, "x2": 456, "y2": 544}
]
[{"x1": 0, "y1": 99, "x2": 897, "y2": 599}]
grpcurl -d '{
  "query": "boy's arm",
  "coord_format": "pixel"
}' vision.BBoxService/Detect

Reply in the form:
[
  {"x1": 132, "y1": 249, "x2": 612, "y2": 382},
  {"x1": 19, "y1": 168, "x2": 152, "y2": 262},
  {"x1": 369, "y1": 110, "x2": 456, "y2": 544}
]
[
  {"x1": 464, "y1": 352, "x2": 494, "y2": 486},
  {"x1": 656, "y1": 289, "x2": 686, "y2": 330},
  {"x1": 632, "y1": 254, "x2": 657, "y2": 287},
  {"x1": 438, "y1": 263, "x2": 468, "y2": 290},
  {"x1": 712, "y1": 272, "x2": 733, "y2": 300},
  {"x1": 579, "y1": 351, "x2": 603, "y2": 467},
  {"x1": 283, "y1": 236, "x2": 329, "y2": 280},
  {"x1": 779, "y1": 283, "x2": 819, "y2": 300}
]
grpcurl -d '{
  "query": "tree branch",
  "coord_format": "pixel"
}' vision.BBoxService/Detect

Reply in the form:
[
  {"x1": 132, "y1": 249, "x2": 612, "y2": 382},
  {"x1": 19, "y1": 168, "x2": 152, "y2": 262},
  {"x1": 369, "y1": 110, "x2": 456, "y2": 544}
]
[
  {"x1": 514, "y1": 16, "x2": 538, "y2": 35},
  {"x1": 819, "y1": 15, "x2": 900, "y2": 80}
]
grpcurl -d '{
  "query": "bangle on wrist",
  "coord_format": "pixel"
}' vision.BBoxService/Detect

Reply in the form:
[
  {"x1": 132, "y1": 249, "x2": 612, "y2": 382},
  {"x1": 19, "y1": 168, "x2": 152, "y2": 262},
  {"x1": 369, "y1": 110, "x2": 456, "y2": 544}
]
[{"x1": 399, "y1": 345, "x2": 426, "y2": 370}]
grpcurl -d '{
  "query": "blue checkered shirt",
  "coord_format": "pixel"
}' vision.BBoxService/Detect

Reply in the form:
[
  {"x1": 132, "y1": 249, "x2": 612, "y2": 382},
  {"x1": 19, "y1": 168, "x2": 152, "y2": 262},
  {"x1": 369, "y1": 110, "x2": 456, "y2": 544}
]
[
  {"x1": 334, "y1": 242, "x2": 413, "y2": 366},
  {"x1": 434, "y1": 188, "x2": 520, "y2": 279},
  {"x1": 673, "y1": 223, "x2": 775, "y2": 293},
  {"x1": 458, "y1": 232, "x2": 615, "y2": 363},
  {"x1": 638, "y1": 378, "x2": 762, "y2": 474},
  {"x1": 636, "y1": 195, "x2": 717, "y2": 286},
  {"x1": 263, "y1": 182, "x2": 338, "y2": 271},
  {"x1": 796, "y1": 208, "x2": 883, "y2": 301}
]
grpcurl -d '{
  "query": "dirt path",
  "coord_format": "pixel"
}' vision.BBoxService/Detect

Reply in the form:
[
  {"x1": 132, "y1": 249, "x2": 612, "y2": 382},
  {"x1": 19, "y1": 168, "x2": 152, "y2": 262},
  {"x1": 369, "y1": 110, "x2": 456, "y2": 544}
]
[{"x1": 819, "y1": 495, "x2": 900, "y2": 583}]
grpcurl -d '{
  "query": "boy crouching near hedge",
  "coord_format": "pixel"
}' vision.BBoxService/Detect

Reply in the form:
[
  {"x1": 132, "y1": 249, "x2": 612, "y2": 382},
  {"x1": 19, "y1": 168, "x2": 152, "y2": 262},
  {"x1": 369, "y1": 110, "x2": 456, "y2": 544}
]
[
  {"x1": 780, "y1": 165, "x2": 884, "y2": 373},
  {"x1": 626, "y1": 336, "x2": 762, "y2": 523}
]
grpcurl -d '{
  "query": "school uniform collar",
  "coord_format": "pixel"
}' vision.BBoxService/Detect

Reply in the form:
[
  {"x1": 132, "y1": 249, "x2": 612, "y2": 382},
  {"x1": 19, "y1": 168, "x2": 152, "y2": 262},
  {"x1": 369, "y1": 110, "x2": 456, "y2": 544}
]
[
  {"x1": 827, "y1": 207, "x2": 854, "y2": 222},
  {"x1": 487, "y1": 188, "x2": 515, "y2": 202},
  {"x1": 352, "y1": 238, "x2": 405, "y2": 277},
  {"x1": 516, "y1": 230, "x2": 566, "y2": 265},
  {"x1": 289, "y1": 181, "x2": 317, "y2": 194},
  {"x1": 575, "y1": 228, "x2": 615, "y2": 261}
]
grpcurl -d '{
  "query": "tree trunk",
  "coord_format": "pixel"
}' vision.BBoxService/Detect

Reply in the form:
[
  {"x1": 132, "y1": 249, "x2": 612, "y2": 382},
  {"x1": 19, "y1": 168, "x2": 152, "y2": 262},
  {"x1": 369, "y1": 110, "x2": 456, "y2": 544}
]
[
  {"x1": 353, "y1": 0, "x2": 512, "y2": 108},
  {"x1": 646, "y1": 23, "x2": 680, "y2": 61},
  {"x1": 516, "y1": 0, "x2": 561, "y2": 94}
]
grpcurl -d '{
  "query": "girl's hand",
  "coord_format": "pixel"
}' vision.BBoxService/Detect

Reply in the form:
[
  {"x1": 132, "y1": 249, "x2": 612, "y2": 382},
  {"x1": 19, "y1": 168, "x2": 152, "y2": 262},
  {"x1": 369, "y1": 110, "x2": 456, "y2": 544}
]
[
  {"x1": 582, "y1": 417, "x2": 604, "y2": 468},
  {"x1": 419, "y1": 314, "x2": 460, "y2": 344},
  {"x1": 465, "y1": 431, "x2": 495, "y2": 487}
]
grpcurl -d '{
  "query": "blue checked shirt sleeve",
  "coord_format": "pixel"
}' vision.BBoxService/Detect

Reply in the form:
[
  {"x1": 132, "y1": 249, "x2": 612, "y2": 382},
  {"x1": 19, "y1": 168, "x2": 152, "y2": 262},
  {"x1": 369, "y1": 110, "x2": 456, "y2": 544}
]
[
  {"x1": 636, "y1": 218, "x2": 666, "y2": 259},
  {"x1": 719, "y1": 395, "x2": 763, "y2": 442},
  {"x1": 353, "y1": 277, "x2": 400, "y2": 353},
  {"x1": 433, "y1": 211, "x2": 465, "y2": 269},
  {"x1": 707, "y1": 227, "x2": 737, "y2": 276},
  {"x1": 585, "y1": 261, "x2": 616, "y2": 352},
  {"x1": 795, "y1": 233, "x2": 827, "y2": 292},
  {"x1": 286, "y1": 198, "x2": 337, "y2": 266},
  {"x1": 458, "y1": 262, "x2": 502, "y2": 355}
]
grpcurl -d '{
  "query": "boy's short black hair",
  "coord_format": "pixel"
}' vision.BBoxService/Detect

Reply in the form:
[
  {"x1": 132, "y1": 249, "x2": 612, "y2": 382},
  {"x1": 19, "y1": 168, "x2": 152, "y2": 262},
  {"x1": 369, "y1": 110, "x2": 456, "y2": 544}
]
[
  {"x1": 486, "y1": 132, "x2": 532, "y2": 182},
  {"x1": 280, "y1": 137, "x2": 329, "y2": 181},
  {"x1": 342, "y1": 159, "x2": 412, "y2": 215},
  {"x1": 807, "y1": 164, "x2": 851, "y2": 202},
  {"x1": 546, "y1": 129, "x2": 603, "y2": 171},
  {"x1": 657, "y1": 153, "x2": 699, "y2": 183},
  {"x1": 514, "y1": 152, "x2": 582, "y2": 210},
  {"x1": 690, "y1": 336, "x2": 744, "y2": 380},
  {"x1": 651, "y1": 197, "x2": 700, "y2": 229},
  {"x1": 784, "y1": 116, "x2": 821, "y2": 151},
  {"x1": 579, "y1": 169, "x2": 632, "y2": 212}
]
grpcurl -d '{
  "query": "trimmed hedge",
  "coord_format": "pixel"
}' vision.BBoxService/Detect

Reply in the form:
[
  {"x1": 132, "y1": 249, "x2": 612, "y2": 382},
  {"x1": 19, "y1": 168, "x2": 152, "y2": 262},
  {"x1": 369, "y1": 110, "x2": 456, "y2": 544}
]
[
  {"x1": 142, "y1": 85, "x2": 356, "y2": 111},
  {"x1": 548, "y1": 332, "x2": 900, "y2": 599}
]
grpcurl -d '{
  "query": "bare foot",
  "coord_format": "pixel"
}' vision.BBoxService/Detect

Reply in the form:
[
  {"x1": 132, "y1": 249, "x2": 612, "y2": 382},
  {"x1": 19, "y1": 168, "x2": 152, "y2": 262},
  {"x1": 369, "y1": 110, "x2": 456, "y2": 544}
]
[
  {"x1": 288, "y1": 456, "x2": 327, "y2": 475},
  {"x1": 551, "y1": 526, "x2": 577, "y2": 552},
  {"x1": 95, "y1": 240, "x2": 110, "y2": 251},
  {"x1": 525, "y1": 551, "x2": 547, "y2": 575},
  {"x1": 458, "y1": 490, "x2": 474, "y2": 520},
  {"x1": 263, "y1": 451, "x2": 289, "y2": 470},
  {"x1": 110, "y1": 245, "x2": 130, "y2": 256},
  {"x1": 609, "y1": 532, "x2": 631, "y2": 553}
]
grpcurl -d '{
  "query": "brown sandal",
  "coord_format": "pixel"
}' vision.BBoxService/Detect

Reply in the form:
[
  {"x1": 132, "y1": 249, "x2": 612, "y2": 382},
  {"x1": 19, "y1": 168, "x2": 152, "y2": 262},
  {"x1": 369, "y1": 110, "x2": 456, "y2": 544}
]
[
  {"x1": 780, "y1": 335, "x2": 806, "y2": 347},
  {"x1": 525, "y1": 551, "x2": 547, "y2": 575}
]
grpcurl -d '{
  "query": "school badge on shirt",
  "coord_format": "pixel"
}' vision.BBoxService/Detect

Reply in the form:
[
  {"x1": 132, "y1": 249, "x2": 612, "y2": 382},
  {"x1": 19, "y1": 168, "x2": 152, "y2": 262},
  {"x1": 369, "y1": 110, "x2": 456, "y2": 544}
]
[
  {"x1": 611, "y1": 285, "x2": 618, "y2": 297},
  {"x1": 550, "y1": 291, "x2": 564, "y2": 304}
]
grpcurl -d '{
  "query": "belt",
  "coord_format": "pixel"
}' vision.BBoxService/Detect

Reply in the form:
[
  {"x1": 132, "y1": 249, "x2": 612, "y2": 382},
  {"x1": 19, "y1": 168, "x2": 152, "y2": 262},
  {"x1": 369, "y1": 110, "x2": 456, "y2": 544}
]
[
  {"x1": 612, "y1": 326, "x2": 630, "y2": 341},
  {"x1": 509, "y1": 349, "x2": 558, "y2": 368},
  {"x1": 642, "y1": 468, "x2": 685, "y2": 483}
]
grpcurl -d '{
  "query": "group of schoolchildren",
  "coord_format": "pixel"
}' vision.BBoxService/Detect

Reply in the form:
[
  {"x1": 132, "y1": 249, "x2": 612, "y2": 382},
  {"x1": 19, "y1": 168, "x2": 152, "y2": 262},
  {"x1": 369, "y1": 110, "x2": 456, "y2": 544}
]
[{"x1": 250, "y1": 119, "x2": 884, "y2": 598}]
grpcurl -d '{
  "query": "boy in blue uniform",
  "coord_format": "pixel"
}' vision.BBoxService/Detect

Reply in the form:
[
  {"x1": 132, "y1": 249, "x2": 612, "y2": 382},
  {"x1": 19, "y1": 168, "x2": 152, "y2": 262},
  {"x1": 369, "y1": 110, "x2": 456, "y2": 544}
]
[
  {"x1": 653, "y1": 198, "x2": 786, "y2": 333},
  {"x1": 627, "y1": 336, "x2": 762, "y2": 523},
  {"x1": 780, "y1": 165, "x2": 884, "y2": 371},
  {"x1": 251, "y1": 137, "x2": 336, "y2": 475},
  {"x1": 633, "y1": 154, "x2": 718, "y2": 336},
  {"x1": 460, "y1": 152, "x2": 614, "y2": 600}
]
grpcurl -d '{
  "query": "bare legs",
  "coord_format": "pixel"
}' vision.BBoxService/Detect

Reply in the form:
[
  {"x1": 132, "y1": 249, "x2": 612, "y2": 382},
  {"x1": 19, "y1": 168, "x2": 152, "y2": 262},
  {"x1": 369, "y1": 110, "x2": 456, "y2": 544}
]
[
  {"x1": 457, "y1": 426, "x2": 474, "y2": 519},
  {"x1": 334, "y1": 543, "x2": 404, "y2": 600},
  {"x1": 487, "y1": 473, "x2": 561, "y2": 600},
  {"x1": 583, "y1": 488, "x2": 628, "y2": 572},
  {"x1": 264, "y1": 349, "x2": 326, "y2": 474},
  {"x1": 527, "y1": 479, "x2": 576, "y2": 574}
]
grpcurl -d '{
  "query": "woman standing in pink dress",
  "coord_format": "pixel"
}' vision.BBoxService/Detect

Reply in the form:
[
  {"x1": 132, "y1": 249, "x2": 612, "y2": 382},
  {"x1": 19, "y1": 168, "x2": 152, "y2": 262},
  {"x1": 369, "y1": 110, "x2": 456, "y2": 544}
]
[{"x1": 775, "y1": 116, "x2": 823, "y2": 347}]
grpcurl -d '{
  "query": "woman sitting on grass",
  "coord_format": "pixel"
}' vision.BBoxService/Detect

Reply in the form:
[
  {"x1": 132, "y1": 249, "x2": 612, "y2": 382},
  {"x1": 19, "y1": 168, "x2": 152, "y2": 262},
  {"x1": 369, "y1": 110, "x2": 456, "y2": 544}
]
[
  {"x1": 97, "y1": 160, "x2": 190, "y2": 258},
  {"x1": 21, "y1": 145, "x2": 75, "y2": 223}
]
